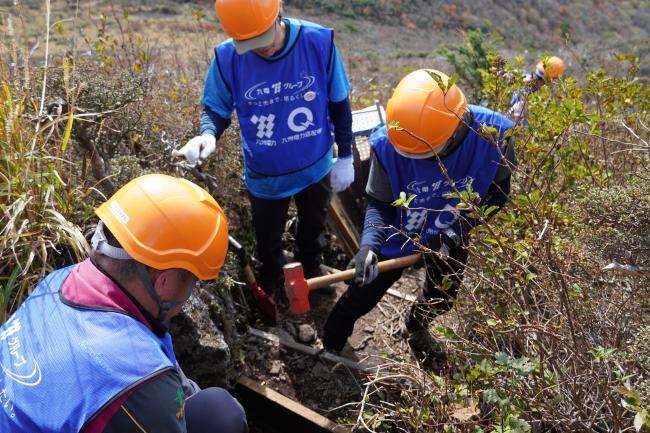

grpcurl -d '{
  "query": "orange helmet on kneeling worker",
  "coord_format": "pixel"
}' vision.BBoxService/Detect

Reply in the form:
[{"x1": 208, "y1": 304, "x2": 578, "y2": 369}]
[
  {"x1": 386, "y1": 69, "x2": 467, "y2": 158},
  {"x1": 95, "y1": 174, "x2": 229, "y2": 280},
  {"x1": 535, "y1": 56, "x2": 565, "y2": 79},
  {"x1": 215, "y1": 0, "x2": 281, "y2": 54}
]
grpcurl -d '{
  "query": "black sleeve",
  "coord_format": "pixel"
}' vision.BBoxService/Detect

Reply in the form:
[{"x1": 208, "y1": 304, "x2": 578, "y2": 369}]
[
  {"x1": 102, "y1": 371, "x2": 187, "y2": 433},
  {"x1": 328, "y1": 98, "x2": 353, "y2": 158},
  {"x1": 360, "y1": 197, "x2": 394, "y2": 252},
  {"x1": 360, "y1": 152, "x2": 395, "y2": 251},
  {"x1": 199, "y1": 107, "x2": 232, "y2": 140}
]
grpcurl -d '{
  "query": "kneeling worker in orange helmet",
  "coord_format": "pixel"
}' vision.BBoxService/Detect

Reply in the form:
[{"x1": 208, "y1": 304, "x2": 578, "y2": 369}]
[
  {"x1": 322, "y1": 70, "x2": 517, "y2": 369},
  {"x1": 0, "y1": 174, "x2": 247, "y2": 433}
]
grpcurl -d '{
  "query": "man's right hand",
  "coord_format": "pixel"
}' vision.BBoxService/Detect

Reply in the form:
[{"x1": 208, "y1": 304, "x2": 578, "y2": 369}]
[
  {"x1": 349, "y1": 245, "x2": 379, "y2": 286},
  {"x1": 172, "y1": 134, "x2": 216, "y2": 166}
]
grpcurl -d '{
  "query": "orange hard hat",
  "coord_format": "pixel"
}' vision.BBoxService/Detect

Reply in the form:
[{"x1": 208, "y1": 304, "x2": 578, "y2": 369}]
[
  {"x1": 386, "y1": 69, "x2": 467, "y2": 157},
  {"x1": 536, "y1": 56, "x2": 565, "y2": 79},
  {"x1": 95, "y1": 174, "x2": 229, "y2": 280},
  {"x1": 215, "y1": 0, "x2": 280, "y2": 54}
]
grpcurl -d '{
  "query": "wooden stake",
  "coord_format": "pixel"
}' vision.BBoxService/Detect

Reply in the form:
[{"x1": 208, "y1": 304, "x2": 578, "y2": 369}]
[
  {"x1": 327, "y1": 194, "x2": 360, "y2": 258},
  {"x1": 387, "y1": 288, "x2": 417, "y2": 303}
]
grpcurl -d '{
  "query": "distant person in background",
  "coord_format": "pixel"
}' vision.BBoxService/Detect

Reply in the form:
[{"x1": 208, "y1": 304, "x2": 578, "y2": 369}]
[
  {"x1": 322, "y1": 70, "x2": 516, "y2": 369},
  {"x1": 0, "y1": 174, "x2": 247, "y2": 433},
  {"x1": 173, "y1": 0, "x2": 354, "y2": 296},
  {"x1": 509, "y1": 55, "x2": 566, "y2": 123}
]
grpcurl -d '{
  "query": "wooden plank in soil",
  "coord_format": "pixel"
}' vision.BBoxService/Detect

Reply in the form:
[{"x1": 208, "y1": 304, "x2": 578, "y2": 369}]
[
  {"x1": 327, "y1": 193, "x2": 359, "y2": 259},
  {"x1": 235, "y1": 376, "x2": 352, "y2": 433}
]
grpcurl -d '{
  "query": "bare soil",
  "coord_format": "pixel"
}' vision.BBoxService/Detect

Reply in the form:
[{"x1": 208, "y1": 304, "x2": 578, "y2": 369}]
[{"x1": 241, "y1": 263, "x2": 431, "y2": 429}]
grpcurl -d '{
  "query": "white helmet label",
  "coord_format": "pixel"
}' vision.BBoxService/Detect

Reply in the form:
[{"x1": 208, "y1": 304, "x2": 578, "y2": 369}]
[{"x1": 110, "y1": 201, "x2": 130, "y2": 224}]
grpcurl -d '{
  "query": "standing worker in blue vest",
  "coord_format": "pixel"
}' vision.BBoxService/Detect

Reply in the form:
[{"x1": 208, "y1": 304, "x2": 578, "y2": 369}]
[
  {"x1": 173, "y1": 0, "x2": 354, "y2": 296},
  {"x1": 0, "y1": 174, "x2": 247, "y2": 433},
  {"x1": 322, "y1": 70, "x2": 516, "y2": 369},
  {"x1": 509, "y1": 55, "x2": 566, "y2": 123}
]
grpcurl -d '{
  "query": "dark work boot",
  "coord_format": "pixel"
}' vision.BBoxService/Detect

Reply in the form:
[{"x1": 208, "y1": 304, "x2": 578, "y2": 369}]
[{"x1": 401, "y1": 325, "x2": 447, "y2": 371}]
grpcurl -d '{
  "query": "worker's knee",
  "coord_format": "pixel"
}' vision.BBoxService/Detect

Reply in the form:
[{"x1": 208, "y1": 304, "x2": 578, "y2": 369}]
[{"x1": 185, "y1": 387, "x2": 248, "y2": 433}]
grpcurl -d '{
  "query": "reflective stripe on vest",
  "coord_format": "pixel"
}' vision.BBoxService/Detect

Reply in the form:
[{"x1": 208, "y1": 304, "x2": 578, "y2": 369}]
[{"x1": 0, "y1": 266, "x2": 176, "y2": 432}]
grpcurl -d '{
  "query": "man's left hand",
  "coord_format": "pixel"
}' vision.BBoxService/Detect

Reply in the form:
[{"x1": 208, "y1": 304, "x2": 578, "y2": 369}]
[
  {"x1": 330, "y1": 156, "x2": 354, "y2": 193},
  {"x1": 428, "y1": 228, "x2": 462, "y2": 258}
]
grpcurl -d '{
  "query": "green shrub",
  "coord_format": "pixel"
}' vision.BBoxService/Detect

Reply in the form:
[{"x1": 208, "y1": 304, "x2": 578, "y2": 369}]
[{"x1": 345, "y1": 53, "x2": 649, "y2": 432}]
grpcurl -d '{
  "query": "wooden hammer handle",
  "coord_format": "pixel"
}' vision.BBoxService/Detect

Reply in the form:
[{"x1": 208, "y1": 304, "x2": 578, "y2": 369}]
[{"x1": 308, "y1": 253, "x2": 421, "y2": 291}]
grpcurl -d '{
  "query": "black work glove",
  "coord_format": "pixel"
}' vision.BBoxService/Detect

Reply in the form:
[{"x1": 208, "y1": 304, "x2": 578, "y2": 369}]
[
  {"x1": 347, "y1": 245, "x2": 379, "y2": 286},
  {"x1": 427, "y1": 229, "x2": 462, "y2": 258}
]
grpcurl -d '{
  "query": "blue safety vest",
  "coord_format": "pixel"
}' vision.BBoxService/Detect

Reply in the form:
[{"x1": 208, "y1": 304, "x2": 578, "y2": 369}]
[
  {"x1": 0, "y1": 266, "x2": 177, "y2": 432},
  {"x1": 216, "y1": 20, "x2": 334, "y2": 177},
  {"x1": 372, "y1": 105, "x2": 513, "y2": 258}
]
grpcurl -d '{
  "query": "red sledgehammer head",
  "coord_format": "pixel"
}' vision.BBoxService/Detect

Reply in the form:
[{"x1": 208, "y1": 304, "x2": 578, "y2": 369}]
[{"x1": 283, "y1": 262, "x2": 311, "y2": 314}]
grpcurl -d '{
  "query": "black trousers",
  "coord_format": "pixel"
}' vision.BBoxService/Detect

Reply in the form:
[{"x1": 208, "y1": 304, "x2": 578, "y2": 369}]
[
  {"x1": 322, "y1": 246, "x2": 469, "y2": 351},
  {"x1": 185, "y1": 388, "x2": 248, "y2": 433},
  {"x1": 248, "y1": 176, "x2": 332, "y2": 294}
]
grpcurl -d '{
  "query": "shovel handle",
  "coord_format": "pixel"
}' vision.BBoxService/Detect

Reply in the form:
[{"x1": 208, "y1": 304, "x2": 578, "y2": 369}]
[{"x1": 307, "y1": 253, "x2": 421, "y2": 291}]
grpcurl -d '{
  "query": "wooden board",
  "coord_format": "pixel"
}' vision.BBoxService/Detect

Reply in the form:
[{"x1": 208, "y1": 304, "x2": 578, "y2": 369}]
[
  {"x1": 327, "y1": 194, "x2": 360, "y2": 259},
  {"x1": 235, "y1": 376, "x2": 352, "y2": 433}
]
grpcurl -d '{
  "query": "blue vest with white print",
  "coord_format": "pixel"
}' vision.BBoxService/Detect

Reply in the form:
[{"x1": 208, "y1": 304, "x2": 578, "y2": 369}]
[
  {"x1": 216, "y1": 19, "x2": 334, "y2": 177},
  {"x1": 372, "y1": 105, "x2": 513, "y2": 258},
  {"x1": 0, "y1": 266, "x2": 177, "y2": 433}
]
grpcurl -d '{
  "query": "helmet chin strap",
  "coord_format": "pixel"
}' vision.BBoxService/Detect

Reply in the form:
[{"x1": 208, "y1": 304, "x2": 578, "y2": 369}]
[
  {"x1": 91, "y1": 221, "x2": 132, "y2": 260},
  {"x1": 92, "y1": 221, "x2": 194, "y2": 325},
  {"x1": 135, "y1": 263, "x2": 194, "y2": 325}
]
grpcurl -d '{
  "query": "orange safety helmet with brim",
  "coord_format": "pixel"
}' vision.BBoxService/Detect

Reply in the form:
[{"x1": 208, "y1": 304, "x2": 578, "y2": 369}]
[
  {"x1": 535, "y1": 56, "x2": 565, "y2": 79},
  {"x1": 386, "y1": 69, "x2": 467, "y2": 158},
  {"x1": 94, "y1": 173, "x2": 229, "y2": 281},
  {"x1": 215, "y1": 0, "x2": 281, "y2": 54}
]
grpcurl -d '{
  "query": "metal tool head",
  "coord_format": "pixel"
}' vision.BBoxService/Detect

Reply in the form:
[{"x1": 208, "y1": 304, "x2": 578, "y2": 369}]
[
  {"x1": 250, "y1": 282, "x2": 277, "y2": 323},
  {"x1": 283, "y1": 262, "x2": 311, "y2": 314}
]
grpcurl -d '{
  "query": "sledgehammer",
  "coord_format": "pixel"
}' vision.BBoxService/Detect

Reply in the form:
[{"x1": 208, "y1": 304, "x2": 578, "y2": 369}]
[{"x1": 283, "y1": 253, "x2": 421, "y2": 314}]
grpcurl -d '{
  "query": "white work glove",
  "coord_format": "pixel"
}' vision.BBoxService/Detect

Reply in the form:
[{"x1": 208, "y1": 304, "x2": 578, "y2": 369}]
[
  {"x1": 330, "y1": 156, "x2": 354, "y2": 193},
  {"x1": 508, "y1": 100, "x2": 525, "y2": 121},
  {"x1": 172, "y1": 134, "x2": 216, "y2": 166}
]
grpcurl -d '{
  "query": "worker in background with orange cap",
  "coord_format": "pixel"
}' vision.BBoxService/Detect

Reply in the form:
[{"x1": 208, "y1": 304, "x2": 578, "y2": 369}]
[
  {"x1": 509, "y1": 55, "x2": 566, "y2": 123},
  {"x1": 174, "y1": 0, "x2": 354, "y2": 296},
  {"x1": 322, "y1": 70, "x2": 517, "y2": 369},
  {"x1": 0, "y1": 174, "x2": 247, "y2": 433}
]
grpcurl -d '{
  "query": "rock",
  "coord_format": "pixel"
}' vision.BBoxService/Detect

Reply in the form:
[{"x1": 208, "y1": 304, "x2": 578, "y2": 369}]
[
  {"x1": 269, "y1": 360, "x2": 283, "y2": 375},
  {"x1": 297, "y1": 324, "x2": 316, "y2": 343},
  {"x1": 170, "y1": 291, "x2": 232, "y2": 388},
  {"x1": 311, "y1": 362, "x2": 331, "y2": 380}
]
